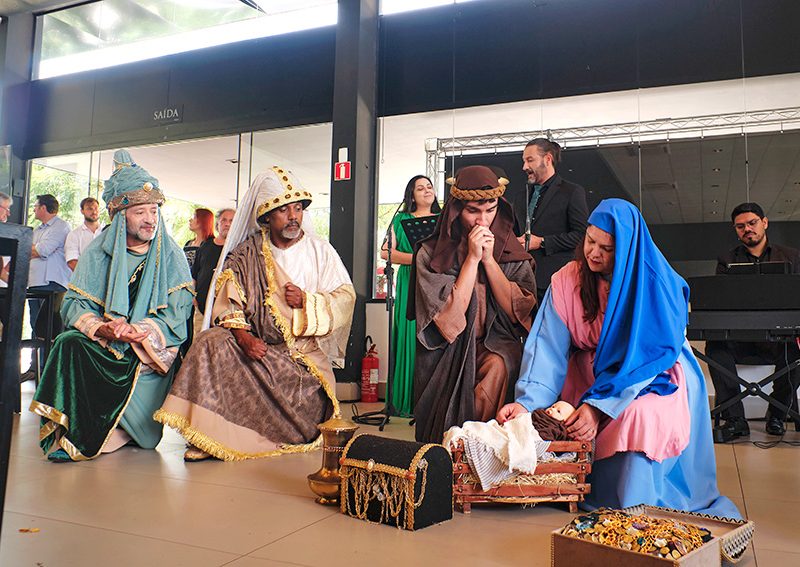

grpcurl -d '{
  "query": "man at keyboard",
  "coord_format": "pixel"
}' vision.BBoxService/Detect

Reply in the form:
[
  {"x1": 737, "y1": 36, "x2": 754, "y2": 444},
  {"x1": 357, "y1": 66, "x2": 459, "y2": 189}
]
[{"x1": 706, "y1": 202, "x2": 800, "y2": 438}]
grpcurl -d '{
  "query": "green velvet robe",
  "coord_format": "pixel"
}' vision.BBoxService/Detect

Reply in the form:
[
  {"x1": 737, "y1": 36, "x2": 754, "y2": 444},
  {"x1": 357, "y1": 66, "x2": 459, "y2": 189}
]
[{"x1": 32, "y1": 245, "x2": 193, "y2": 461}]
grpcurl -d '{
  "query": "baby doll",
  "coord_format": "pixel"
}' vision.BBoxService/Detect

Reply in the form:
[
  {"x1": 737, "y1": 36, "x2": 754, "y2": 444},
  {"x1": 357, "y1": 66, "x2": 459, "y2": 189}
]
[{"x1": 531, "y1": 400, "x2": 576, "y2": 441}]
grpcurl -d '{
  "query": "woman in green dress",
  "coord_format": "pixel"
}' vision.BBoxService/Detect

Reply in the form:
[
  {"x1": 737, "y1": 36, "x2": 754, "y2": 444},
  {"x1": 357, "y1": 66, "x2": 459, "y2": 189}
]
[{"x1": 381, "y1": 175, "x2": 441, "y2": 417}]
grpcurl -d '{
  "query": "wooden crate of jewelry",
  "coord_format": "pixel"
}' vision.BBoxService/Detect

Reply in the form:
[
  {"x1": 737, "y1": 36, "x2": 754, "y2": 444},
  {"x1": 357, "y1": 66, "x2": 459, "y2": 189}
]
[
  {"x1": 551, "y1": 505, "x2": 755, "y2": 567},
  {"x1": 449, "y1": 439, "x2": 592, "y2": 513}
]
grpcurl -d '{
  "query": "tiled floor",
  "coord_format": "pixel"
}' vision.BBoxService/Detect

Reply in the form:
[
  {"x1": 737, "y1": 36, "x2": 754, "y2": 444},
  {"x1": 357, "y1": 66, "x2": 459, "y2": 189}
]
[{"x1": 3, "y1": 384, "x2": 800, "y2": 566}]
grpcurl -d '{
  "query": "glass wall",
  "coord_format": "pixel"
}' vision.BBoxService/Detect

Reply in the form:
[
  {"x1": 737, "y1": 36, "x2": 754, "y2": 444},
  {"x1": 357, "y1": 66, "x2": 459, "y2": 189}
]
[
  {"x1": 372, "y1": 1, "x2": 800, "y2": 296},
  {"x1": 28, "y1": 153, "x2": 94, "y2": 229},
  {"x1": 250, "y1": 123, "x2": 334, "y2": 240},
  {"x1": 25, "y1": 125, "x2": 334, "y2": 247}
]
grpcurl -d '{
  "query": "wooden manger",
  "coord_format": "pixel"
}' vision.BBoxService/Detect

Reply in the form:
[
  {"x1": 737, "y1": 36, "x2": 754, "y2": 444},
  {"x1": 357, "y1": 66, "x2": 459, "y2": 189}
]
[{"x1": 450, "y1": 439, "x2": 592, "y2": 513}]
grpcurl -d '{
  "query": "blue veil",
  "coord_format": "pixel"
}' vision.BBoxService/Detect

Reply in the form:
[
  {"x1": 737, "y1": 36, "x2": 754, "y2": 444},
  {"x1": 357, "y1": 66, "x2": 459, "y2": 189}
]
[{"x1": 582, "y1": 199, "x2": 689, "y2": 404}]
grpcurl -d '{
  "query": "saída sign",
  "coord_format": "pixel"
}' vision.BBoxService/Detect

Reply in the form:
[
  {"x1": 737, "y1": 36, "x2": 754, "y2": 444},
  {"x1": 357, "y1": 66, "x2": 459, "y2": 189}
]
[{"x1": 153, "y1": 104, "x2": 184, "y2": 125}]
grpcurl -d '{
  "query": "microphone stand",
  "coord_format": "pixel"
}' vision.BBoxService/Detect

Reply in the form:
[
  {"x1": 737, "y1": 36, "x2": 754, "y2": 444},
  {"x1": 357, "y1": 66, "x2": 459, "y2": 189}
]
[
  {"x1": 352, "y1": 202, "x2": 404, "y2": 430},
  {"x1": 524, "y1": 181, "x2": 532, "y2": 251}
]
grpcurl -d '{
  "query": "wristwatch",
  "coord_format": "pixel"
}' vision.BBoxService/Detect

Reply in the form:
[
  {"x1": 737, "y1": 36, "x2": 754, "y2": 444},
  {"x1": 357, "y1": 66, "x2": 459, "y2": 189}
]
[{"x1": 540, "y1": 237, "x2": 545, "y2": 250}]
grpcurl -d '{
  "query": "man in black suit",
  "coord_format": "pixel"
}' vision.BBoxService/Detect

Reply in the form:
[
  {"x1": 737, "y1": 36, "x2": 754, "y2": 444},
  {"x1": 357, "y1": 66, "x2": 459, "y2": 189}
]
[{"x1": 509, "y1": 138, "x2": 589, "y2": 302}]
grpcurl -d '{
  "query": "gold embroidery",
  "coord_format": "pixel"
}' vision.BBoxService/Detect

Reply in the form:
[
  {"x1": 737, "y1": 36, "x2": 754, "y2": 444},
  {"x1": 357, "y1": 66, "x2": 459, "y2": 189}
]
[
  {"x1": 219, "y1": 311, "x2": 250, "y2": 329},
  {"x1": 260, "y1": 228, "x2": 341, "y2": 418},
  {"x1": 68, "y1": 284, "x2": 106, "y2": 307},
  {"x1": 128, "y1": 260, "x2": 146, "y2": 284},
  {"x1": 168, "y1": 281, "x2": 195, "y2": 295}
]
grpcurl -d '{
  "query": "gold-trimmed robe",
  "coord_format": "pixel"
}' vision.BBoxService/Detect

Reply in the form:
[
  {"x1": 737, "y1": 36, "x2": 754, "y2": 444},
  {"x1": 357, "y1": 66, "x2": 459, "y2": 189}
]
[{"x1": 155, "y1": 229, "x2": 355, "y2": 461}]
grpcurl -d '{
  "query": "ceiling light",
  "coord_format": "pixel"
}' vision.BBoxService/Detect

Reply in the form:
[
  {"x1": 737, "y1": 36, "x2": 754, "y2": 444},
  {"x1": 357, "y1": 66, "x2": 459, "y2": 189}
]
[
  {"x1": 712, "y1": 168, "x2": 721, "y2": 172},
  {"x1": 713, "y1": 148, "x2": 723, "y2": 153},
  {"x1": 712, "y1": 199, "x2": 718, "y2": 203},
  {"x1": 786, "y1": 199, "x2": 793, "y2": 203},
  {"x1": 710, "y1": 211, "x2": 718, "y2": 215}
]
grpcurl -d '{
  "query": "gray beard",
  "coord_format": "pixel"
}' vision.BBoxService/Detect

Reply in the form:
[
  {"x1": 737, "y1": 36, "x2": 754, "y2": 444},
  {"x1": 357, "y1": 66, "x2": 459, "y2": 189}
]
[{"x1": 281, "y1": 225, "x2": 302, "y2": 240}]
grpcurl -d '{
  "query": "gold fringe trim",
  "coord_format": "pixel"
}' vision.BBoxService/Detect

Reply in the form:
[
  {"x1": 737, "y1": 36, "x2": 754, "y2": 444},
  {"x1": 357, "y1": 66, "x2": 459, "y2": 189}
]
[
  {"x1": 215, "y1": 268, "x2": 247, "y2": 304},
  {"x1": 152, "y1": 409, "x2": 321, "y2": 462},
  {"x1": 259, "y1": 227, "x2": 341, "y2": 418},
  {"x1": 68, "y1": 284, "x2": 106, "y2": 307}
]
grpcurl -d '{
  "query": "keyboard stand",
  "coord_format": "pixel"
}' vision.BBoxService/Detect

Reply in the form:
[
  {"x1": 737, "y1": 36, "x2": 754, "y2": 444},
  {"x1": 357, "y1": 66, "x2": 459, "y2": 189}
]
[{"x1": 692, "y1": 347, "x2": 800, "y2": 441}]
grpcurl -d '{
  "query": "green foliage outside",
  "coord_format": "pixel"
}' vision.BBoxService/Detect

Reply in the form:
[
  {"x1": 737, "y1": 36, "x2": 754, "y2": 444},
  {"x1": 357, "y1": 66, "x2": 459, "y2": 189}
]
[
  {"x1": 28, "y1": 164, "x2": 203, "y2": 245},
  {"x1": 306, "y1": 208, "x2": 330, "y2": 241},
  {"x1": 161, "y1": 198, "x2": 204, "y2": 246},
  {"x1": 27, "y1": 164, "x2": 88, "y2": 228},
  {"x1": 374, "y1": 202, "x2": 402, "y2": 296}
]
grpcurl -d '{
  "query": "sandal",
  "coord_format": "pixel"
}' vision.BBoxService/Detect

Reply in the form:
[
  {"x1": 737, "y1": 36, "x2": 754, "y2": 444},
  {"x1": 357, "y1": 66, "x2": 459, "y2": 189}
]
[{"x1": 183, "y1": 446, "x2": 212, "y2": 462}]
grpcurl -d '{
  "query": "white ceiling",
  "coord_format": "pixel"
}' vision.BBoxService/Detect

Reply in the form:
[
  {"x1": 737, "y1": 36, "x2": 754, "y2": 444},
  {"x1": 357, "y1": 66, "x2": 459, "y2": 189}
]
[{"x1": 600, "y1": 131, "x2": 800, "y2": 224}]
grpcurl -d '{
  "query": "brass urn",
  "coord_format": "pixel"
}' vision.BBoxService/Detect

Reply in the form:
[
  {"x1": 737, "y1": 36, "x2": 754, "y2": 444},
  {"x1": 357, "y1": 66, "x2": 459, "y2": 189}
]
[{"x1": 307, "y1": 415, "x2": 358, "y2": 505}]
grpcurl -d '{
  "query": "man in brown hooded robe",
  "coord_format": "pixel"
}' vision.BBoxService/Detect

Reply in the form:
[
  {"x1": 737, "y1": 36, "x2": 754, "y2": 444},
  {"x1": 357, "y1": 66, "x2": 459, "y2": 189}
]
[{"x1": 413, "y1": 166, "x2": 537, "y2": 443}]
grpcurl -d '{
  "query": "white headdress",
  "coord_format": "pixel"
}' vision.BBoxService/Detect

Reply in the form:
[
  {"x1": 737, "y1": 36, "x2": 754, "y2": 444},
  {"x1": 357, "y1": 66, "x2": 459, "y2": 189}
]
[{"x1": 201, "y1": 167, "x2": 317, "y2": 328}]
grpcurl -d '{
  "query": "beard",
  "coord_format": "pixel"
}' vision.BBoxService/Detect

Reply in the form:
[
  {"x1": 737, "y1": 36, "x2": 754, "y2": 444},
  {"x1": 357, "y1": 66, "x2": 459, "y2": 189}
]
[
  {"x1": 742, "y1": 232, "x2": 764, "y2": 246},
  {"x1": 138, "y1": 228, "x2": 157, "y2": 241},
  {"x1": 127, "y1": 224, "x2": 157, "y2": 243},
  {"x1": 280, "y1": 223, "x2": 302, "y2": 240},
  {"x1": 84, "y1": 215, "x2": 99, "y2": 223}
]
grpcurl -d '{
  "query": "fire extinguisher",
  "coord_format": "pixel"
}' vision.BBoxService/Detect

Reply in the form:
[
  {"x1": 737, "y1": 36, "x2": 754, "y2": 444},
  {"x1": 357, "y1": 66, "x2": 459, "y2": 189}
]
[{"x1": 361, "y1": 336, "x2": 379, "y2": 403}]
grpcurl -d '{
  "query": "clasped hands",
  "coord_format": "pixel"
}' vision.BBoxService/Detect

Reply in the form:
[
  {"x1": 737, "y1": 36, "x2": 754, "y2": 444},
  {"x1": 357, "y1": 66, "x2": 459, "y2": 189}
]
[
  {"x1": 94, "y1": 317, "x2": 149, "y2": 344},
  {"x1": 496, "y1": 401, "x2": 603, "y2": 441},
  {"x1": 467, "y1": 225, "x2": 496, "y2": 263}
]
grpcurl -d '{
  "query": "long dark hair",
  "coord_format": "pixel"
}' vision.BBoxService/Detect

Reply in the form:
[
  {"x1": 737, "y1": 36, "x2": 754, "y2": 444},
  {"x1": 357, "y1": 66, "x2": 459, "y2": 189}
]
[
  {"x1": 576, "y1": 239, "x2": 602, "y2": 323},
  {"x1": 400, "y1": 175, "x2": 442, "y2": 214}
]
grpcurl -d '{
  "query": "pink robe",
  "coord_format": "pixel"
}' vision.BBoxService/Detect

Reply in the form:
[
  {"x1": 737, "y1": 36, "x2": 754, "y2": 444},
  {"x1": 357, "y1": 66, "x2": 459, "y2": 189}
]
[{"x1": 551, "y1": 262, "x2": 691, "y2": 462}]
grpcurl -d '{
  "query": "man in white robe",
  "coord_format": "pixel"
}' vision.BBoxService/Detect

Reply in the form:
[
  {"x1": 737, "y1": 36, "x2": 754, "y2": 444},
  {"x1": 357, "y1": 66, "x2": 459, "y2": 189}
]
[{"x1": 155, "y1": 167, "x2": 355, "y2": 461}]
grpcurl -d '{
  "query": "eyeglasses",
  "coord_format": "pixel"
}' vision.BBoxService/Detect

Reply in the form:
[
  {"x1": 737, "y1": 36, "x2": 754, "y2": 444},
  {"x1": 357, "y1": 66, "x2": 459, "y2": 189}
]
[{"x1": 734, "y1": 218, "x2": 762, "y2": 231}]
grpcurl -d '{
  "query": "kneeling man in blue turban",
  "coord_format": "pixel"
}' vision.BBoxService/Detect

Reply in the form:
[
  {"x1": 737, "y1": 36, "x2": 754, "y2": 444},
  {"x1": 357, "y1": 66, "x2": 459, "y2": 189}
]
[{"x1": 31, "y1": 150, "x2": 194, "y2": 461}]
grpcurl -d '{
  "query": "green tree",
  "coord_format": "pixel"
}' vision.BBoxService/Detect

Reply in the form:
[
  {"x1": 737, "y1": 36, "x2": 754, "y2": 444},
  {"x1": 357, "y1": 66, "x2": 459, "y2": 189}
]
[
  {"x1": 161, "y1": 198, "x2": 203, "y2": 246},
  {"x1": 28, "y1": 164, "x2": 90, "y2": 229},
  {"x1": 28, "y1": 163, "x2": 203, "y2": 245}
]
